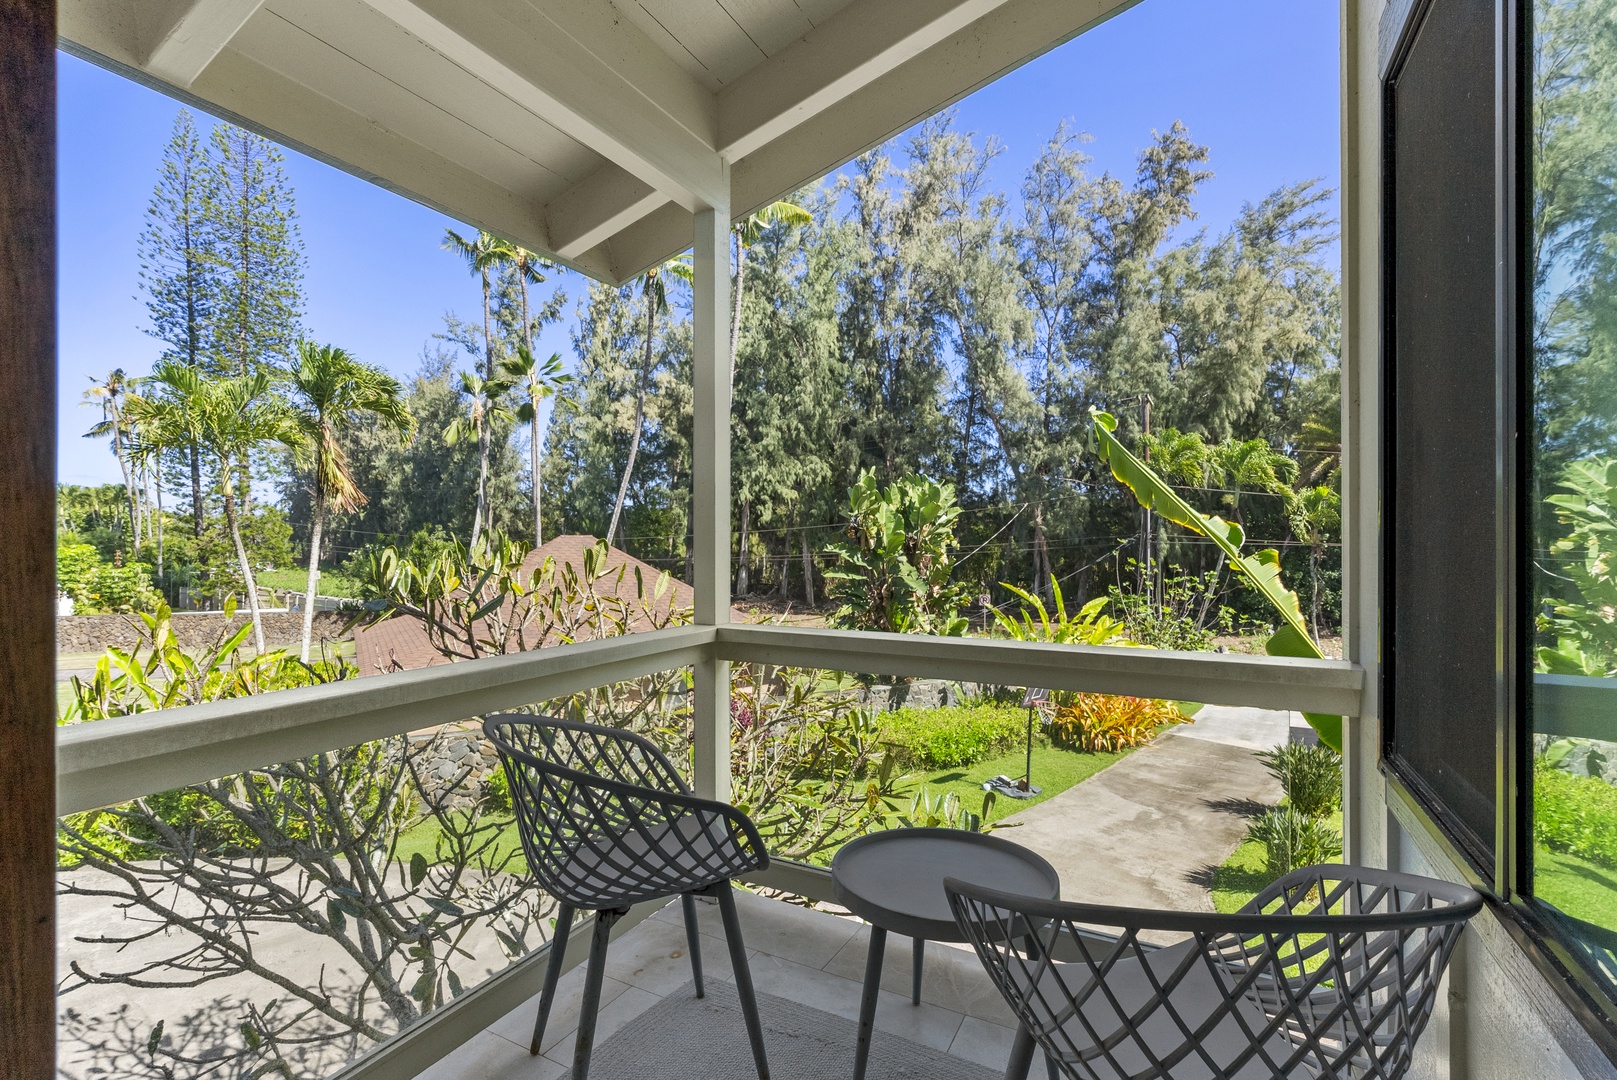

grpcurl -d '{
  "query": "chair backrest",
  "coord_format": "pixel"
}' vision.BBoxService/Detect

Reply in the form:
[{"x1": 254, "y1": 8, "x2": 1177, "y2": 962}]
[
  {"x1": 947, "y1": 864, "x2": 1482, "y2": 1080},
  {"x1": 483, "y1": 713, "x2": 695, "y2": 906}
]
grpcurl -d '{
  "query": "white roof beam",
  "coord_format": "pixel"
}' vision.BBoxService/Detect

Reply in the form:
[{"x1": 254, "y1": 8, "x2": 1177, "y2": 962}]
[
  {"x1": 717, "y1": 0, "x2": 1016, "y2": 161},
  {"x1": 732, "y1": 0, "x2": 1141, "y2": 218},
  {"x1": 361, "y1": 0, "x2": 728, "y2": 212},
  {"x1": 144, "y1": 0, "x2": 266, "y2": 88},
  {"x1": 545, "y1": 165, "x2": 666, "y2": 261}
]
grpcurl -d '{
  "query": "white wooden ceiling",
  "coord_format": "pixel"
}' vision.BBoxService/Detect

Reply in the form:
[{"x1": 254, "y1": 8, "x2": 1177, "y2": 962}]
[{"x1": 59, "y1": 0, "x2": 1139, "y2": 284}]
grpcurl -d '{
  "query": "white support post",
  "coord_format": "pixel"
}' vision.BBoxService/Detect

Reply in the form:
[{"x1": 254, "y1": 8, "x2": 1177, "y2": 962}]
[{"x1": 691, "y1": 193, "x2": 732, "y2": 801}]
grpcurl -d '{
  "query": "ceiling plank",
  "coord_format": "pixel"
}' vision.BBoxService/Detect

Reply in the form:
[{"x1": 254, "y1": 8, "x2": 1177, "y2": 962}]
[
  {"x1": 716, "y1": 0, "x2": 1016, "y2": 160},
  {"x1": 360, "y1": 0, "x2": 727, "y2": 210},
  {"x1": 144, "y1": 0, "x2": 266, "y2": 87},
  {"x1": 545, "y1": 166, "x2": 666, "y2": 260},
  {"x1": 731, "y1": 0, "x2": 1141, "y2": 215}
]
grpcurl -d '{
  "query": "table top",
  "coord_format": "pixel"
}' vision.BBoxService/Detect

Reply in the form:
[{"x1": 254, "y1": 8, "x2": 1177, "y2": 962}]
[{"x1": 830, "y1": 828, "x2": 1060, "y2": 941}]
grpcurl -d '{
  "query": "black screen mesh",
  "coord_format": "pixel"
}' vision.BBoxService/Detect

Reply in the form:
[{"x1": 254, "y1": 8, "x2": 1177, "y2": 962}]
[{"x1": 1385, "y1": 0, "x2": 1498, "y2": 859}]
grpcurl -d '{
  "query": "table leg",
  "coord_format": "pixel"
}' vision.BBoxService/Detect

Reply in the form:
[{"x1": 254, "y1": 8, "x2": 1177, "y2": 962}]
[
  {"x1": 1005, "y1": 1023, "x2": 1036, "y2": 1080},
  {"x1": 912, "y1": 936, "x2": 924, "y2": 1005},
  {"x1": 854, "y1": 925, "x2": 886, "y2": 1080}
]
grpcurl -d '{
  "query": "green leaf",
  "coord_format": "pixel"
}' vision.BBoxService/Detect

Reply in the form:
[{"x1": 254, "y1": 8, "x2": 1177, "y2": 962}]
[
  {"x1": 146, "y1": 1020, "x2": 165, "y2": 1056},
  {"x1": 1092, "y1": 409, "x2": 1340, "y2": 751},
  {"x1": 410, "y1": 852, "x2": 429, "y2": 888}
]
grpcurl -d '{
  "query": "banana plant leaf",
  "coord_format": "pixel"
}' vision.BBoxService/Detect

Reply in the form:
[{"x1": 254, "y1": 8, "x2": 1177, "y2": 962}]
[{"x1": 1091, "y1": 410, "x2": 1342, "y2": 751}]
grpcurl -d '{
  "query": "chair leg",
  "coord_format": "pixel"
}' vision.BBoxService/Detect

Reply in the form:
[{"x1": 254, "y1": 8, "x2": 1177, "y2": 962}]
[
  {"x1": 531, "y1": 901, "x2": 576, "y2": 1056},
  {"x1": 681, "y1": 892, "x2": 706, "y2": 998},
  {"x1": 715, "y1": 882, "x2": 770, "y2": 1079},
  {"x1": 570, "y1": 907, "x2": 623, "y2": 1080},
  {"x1": 1005, "y1": 1023, "x2": 1036, "y2": 1080}
]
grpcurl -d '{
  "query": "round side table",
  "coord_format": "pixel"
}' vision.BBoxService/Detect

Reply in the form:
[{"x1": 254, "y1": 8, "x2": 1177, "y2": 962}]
[{"x1": 831, "y1": 828, "x2": 1060, "y2": 1080}]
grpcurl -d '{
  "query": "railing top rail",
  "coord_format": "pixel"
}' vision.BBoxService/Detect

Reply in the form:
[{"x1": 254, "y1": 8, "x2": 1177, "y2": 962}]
[
  {"x1": 57, "y1": 625, "x2": 714, "y2": 816},
  {"x1": 57, "y1": 623, "x2": 1363, "y2": 816},
  {"x1": 713, "y1": 624, "x2": 1364, "y2": 716}
]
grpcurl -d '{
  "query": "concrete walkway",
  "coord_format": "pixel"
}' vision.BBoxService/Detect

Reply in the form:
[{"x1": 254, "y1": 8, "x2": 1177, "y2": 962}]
[{"x1": 1000, "y1": 706, "x2": 1299, "y2": 916}]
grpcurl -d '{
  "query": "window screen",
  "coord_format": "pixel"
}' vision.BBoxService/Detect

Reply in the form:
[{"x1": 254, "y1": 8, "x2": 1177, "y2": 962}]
[{"x1": 1384, "y1": 0, "x2": 1499, "y2": 860}]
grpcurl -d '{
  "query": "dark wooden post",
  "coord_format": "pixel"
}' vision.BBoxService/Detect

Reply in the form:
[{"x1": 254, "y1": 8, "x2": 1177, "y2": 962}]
[{"x1": 0, "y1": 1, "x2": 57, "y2": 1077}]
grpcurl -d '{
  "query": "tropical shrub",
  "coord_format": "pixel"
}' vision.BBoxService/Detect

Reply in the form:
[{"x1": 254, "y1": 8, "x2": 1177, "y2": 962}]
[
  {"x1": 725, "y1": 665, "x2": 910, "y2": 862},
  {"x1": 992, "y1": 580, "x2": 1127, "y2": 646},
  {"x1": 1246, "y1": 807, "x2": 1343, "y2": 878},
  {"x1": 1048, "y1": 694, "x2": 1186, "y2": 752},
  {"x1": 62, "y1": 599, "x2": 343, "y2": 719},
  {"x1": 825, "y1": 471, "x2": 972, "y2": 636},
  {"x1": 1539, "y1": 458, "x2": 1617, "y2": 676},
  {"x1": 879, "y1": 704, "x2": 1032, "y2": 768},
  {"x1": 1535, "y1": 759, "x2": 1617, "y2": 869},
  {"x1": 1104, "y1": 563, "x2": 1254, "y2": 652},
  {"x1": 1257, "y1": 743, "x2": 1343, "y2": 818},
  {"x1": 56, "y1": 541, "x2": 102, "y2": 598}
]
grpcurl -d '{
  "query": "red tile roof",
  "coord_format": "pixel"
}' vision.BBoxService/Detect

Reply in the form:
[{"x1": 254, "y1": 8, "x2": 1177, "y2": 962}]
[{"x1": 353, "y1": 535, "x2": 713, "y2": 676}]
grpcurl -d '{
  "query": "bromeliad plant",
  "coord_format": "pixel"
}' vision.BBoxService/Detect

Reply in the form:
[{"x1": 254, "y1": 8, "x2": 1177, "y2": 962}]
[
  {"x1": 1048, "y1": 693, "x2": 1188, "y2": 752},
  {"x1": 1091, "y1": 409, "x2": 1342, "y2": 751},
  {"x1": 825, "y1": 471, "x2": 973, "y2": 637}
]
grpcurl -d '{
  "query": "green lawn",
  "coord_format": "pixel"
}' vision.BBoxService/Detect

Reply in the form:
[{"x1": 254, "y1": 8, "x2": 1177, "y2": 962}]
[
  {"x1": 1536, "y1": 846, "x2": 1617, "y2": 930},
  {"x1": 256, "y1": 567, "x2": 366, "y2": 598},
  {"x1": 909, "y1": 742, "x2": 1138, "y2": 826},
  {"x1": 395, "y1": 811, "x2": 528, "y2": 875}
]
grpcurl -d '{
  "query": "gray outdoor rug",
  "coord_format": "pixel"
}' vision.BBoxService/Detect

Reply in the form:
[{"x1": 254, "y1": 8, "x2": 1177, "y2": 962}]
[{"x1": 586, "y1": 979, "x2": 1001, "y2": 1079}]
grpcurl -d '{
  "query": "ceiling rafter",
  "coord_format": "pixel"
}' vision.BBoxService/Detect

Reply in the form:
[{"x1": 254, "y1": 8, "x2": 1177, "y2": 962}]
[
  {"x1": 144, "y1": 0, "x2": 267, "y2": 87},
  {"x1": 715, "y1": 0, "x2": 1013, "y2": 160},
  {"x1": 360, "y1": 0, "x2": 727, "y2": 211}
]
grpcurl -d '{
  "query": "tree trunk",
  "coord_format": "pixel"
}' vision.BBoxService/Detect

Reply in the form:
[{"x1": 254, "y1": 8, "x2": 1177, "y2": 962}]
[
  {"x1": 735, "y1": 499, "x2": 751, "y2": 596},
  {"x1": 800, "y1": 527, "x2": 815, "y2": 606},
  {"x1": 471, "y1": 408, "x2": 490, "y2": 550},
  {"x1": 607, "y1": 286, "x2": 656, "y2": 547},
  {"x1": 1032, "y1": 502, "x2": 1052, "y2": 603},
  {"x1": 471, "y1": 268, "x2": 494, "y2": 548},
  {"x1": 300, "y1": 487, "x2": 324, "y2": 663},
  {"x1": 222, "y1": 464, "x2": 266, "y2": 654},
  {"x1": 778, "y1": 523, "x2": 791, "y2": 600},
  {"x1": 730, "y1": 233, "x2": 744, "y2": 388},
  {"x1": 189, "y1": 443, "x2": 204, "y2": 537},
  {"x1": 530, "y1": 407, "x2": 543, "y2": 547},
  {"x1": 155, "y1": 479, "x2": 164, "y2": 582}
]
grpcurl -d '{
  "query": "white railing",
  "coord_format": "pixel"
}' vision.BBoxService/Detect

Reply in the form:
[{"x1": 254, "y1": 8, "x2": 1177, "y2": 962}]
[{"x1": 55, "y1": 625, "x2": 1364, "y2": 1080}]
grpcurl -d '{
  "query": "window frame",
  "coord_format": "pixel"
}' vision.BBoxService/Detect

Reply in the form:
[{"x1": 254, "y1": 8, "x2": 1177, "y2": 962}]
[{"x1": 1377, "y1": 0, "x2": 1617, "y2": 1058}]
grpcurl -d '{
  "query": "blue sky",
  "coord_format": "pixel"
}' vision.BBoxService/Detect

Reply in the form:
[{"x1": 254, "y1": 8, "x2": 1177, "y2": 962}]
[{"x1": 56, "y1": 0, "x2": 1338, "y2": 486}]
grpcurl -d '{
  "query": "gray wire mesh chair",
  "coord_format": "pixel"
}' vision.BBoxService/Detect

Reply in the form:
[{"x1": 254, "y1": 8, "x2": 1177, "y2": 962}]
[
  {"x1": 484, "y1": 713, "x2": 772, "y2": 1080},
  {"x1": 947, "y1": 864, "x2": 1482, "y2": 1080}
]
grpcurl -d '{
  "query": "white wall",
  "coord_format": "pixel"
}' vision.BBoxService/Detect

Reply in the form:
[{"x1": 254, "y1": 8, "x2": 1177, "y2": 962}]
[{"x1": 1341, "y1": 2, "x2": 1617, "y2": 1076}]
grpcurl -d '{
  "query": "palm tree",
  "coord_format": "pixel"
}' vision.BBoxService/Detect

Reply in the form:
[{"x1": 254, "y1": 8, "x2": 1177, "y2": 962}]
[
  {"x1": 127, "y1": 361, "x2": 211, "y2": 542},
  {"x1": 499, "y1": 345, "x2": 570, "y2": 546},
  {"x1": 288, "y1": 342, "x2": 414, "y2": 661},
  {"x1": 729, "y1": 200, "x2": 811, "y2": 385},
  {"x1": 83, "y1": 369, "x2": 141, "y2": 548},
  {"x1": 487, "y1": 237, "x2": 551, "y2": 358},
  {"x1": 443, "y1": 228, "x2": 505, "y2": 544},
  {"x1": 130, "y1": 364, "x2": 292, "y2": 650},
  {"x1": 445, "y1": 369, "x2": 513, "y2": 548},
  {"x1": 606, "y1": 256, "x2": 688, "y2": 548}
]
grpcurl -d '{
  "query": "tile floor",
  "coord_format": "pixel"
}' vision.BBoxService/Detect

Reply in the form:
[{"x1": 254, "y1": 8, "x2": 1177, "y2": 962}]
[{"x1": 412, "y1": 888, "x2": 1029, "y2": 1079}]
